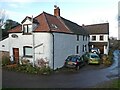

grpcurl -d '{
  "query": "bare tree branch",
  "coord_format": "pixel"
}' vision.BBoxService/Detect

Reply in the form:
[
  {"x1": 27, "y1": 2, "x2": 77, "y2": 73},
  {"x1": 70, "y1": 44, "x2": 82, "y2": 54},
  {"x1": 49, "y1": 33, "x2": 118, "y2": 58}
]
[{"x1": 0, "y1": 9, "x2": 8, "y2": 27}]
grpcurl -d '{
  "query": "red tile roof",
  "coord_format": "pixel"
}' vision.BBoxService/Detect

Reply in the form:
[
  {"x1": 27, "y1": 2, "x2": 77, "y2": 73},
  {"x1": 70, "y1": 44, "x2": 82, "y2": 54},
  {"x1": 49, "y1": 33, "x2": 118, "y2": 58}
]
[
  {"x1": 8, "y1": 12, "x2": 87, "y2": 35},
  {"x1": 8, "y1": 25, "x2": 22, "y2": 33}
]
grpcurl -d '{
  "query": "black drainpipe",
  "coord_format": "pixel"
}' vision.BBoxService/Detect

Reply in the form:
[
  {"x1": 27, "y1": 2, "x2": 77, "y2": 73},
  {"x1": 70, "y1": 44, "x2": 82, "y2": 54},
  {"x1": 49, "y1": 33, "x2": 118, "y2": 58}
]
[{"x1": 51, "y1": 32, "x2": 54, "y2": 70}]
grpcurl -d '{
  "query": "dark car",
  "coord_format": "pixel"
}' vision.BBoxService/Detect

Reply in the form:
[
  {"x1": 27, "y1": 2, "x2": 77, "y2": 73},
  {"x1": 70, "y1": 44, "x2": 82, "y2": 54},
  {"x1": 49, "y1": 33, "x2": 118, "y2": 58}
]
[
  {"x1": 64, "y1": 55, "x2": 85, "y2": 70},
  {"x1": 82, "y1": 53, "x2": 101, "y2": 64}
]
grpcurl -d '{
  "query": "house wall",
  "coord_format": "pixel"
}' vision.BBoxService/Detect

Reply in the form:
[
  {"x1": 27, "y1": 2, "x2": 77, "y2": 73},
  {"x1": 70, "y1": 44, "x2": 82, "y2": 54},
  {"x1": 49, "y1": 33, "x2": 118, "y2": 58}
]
[
  {"x1": 0, "y1": 38, "x2": 9, "y2": 52},
  {"x1": 9, "y1": 33, "x2": 33, "y2": 62},
  {"x1": 53, "y1": 33, "x2": 89, "y2": 69},
  {"x1": 9, "y1": 32, "x2": 53, "y2": 67},
  {"x1": 34, "y1": 33, "x2": 53, "y2": 68},
  {"x1": 89, "y1": 34, "x2": 109, "y2": 54},
  {"x1": 89, "y1": 34, "x2": 108, "y2": 42}
]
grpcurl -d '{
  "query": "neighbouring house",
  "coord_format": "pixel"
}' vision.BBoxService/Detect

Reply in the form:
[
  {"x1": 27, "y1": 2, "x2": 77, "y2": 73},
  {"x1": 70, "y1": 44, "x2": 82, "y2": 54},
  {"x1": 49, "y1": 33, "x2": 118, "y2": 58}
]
[
  {"x1": 83, "y1": 23, "x2": 109, "y2": 54},
  {"x1": 1, "y1": 6, "x2": 89, "y2": 69}
]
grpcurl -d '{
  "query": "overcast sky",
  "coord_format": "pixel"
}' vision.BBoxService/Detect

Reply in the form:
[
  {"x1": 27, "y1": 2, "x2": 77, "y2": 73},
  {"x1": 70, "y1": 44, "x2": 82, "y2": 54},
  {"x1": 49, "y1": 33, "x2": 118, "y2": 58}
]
[{"x1": 0, "y1": 0, "x2": 119, "y2": 38}]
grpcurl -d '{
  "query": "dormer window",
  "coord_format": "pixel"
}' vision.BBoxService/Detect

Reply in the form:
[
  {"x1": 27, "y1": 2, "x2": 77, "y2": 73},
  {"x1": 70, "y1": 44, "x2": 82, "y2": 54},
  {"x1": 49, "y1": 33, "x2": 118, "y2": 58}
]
[{"x1": 23, "y1": 24, "x2": 32, "y2": 34}]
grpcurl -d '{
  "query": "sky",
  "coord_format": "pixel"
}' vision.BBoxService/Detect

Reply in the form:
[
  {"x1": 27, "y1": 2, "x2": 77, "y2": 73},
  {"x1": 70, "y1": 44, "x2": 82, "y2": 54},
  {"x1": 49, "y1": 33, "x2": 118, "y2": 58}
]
[{"x1": 0, "y1": 0, "x2": 119, "y2": 38}]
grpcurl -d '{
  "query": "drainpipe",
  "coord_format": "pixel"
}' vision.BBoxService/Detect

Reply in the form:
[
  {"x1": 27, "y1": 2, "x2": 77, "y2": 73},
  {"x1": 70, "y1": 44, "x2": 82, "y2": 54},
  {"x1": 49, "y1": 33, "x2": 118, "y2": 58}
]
[
  {"x1": 32, "y1": 16, "x2": 35, "y2": 67},
  {"x1": 51, "y1": 32, "x2": 54, "y2": 70}
]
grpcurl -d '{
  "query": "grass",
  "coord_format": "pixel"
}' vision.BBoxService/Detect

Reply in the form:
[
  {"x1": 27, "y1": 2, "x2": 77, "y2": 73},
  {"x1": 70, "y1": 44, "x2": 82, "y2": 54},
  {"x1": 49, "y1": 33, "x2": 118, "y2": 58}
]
[{"x1": 93, "y1": 78, "x2": 120, "y2": 88}]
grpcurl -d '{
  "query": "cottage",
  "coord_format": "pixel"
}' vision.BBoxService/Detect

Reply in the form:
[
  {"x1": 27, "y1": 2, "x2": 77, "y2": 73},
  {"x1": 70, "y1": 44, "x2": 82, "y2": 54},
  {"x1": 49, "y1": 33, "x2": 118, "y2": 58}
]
[
  {"x1": 4, "y1": 6, "x2": 89, "y2": 69},
  {"x1": 83, "y1": 23, "x2": 109, "y2": 54},
  {"x1": 0, "y1": 6, "x2": 109, "y2": 69}
]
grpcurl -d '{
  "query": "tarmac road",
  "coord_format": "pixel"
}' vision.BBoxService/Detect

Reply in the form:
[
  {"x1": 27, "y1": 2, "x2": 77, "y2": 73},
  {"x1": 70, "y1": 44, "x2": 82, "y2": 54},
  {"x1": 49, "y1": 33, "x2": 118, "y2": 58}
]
[{"x1": 2, "y1": 50, "x2": 119, "y2": 88}]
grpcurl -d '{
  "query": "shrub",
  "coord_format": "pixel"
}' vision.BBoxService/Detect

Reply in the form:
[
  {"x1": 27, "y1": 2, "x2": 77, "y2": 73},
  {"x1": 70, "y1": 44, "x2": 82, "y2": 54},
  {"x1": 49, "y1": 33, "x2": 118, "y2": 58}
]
[
  {"x1": 5, "y1": 63, "x2": 52, "y2": 75},
  {"x1": 101, "y1": 54, "x2": 112, "y2": 66},
  {"x1": 2, "y1": 56, "x2": 10, "y2": 66},
  {"x1": 39, "y1": 66, "x2": 52, "y2": 75}
]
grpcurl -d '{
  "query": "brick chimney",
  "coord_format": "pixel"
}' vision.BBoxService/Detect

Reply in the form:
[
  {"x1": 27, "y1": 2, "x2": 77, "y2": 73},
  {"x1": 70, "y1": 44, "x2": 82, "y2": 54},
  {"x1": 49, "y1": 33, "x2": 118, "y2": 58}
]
[{"x1": 54, "y1": 5, "x2": 60, "y2": 17}]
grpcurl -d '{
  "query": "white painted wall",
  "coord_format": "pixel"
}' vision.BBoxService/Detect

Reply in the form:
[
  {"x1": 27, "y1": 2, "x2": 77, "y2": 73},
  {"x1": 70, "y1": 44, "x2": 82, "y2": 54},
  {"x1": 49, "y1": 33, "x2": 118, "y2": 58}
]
[
  {"x1": 0, "y1": 38, "x2": 9, "y2": 52},
  {"x1": 53, "y1": 33, "x2": 89, "y2": 69},
  {"x1": 9, "y1": 31, "x2": 89, "y2": 69},
  {"x1": 9, "y1": 32, "x2": 53, "y2": 68},
  {"x1": 34, "y1": 33, "x2": 53, "y2": 69},
  {"x1": 90, "y1": 34, "x2": 108, "y2": 42},
  {"x1": 89, "y1": 34, "x2": 109, "y2": 54},
  {"x1": 9, "y1": 33, "x2": 33, "y2": 62}
]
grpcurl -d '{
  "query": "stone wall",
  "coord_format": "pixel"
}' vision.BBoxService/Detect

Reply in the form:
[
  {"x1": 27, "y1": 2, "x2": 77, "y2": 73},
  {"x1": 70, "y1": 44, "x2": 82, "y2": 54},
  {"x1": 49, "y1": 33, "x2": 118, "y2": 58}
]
[{"x1": 0, "y1": 51, "x2": 9, "y2": 58}]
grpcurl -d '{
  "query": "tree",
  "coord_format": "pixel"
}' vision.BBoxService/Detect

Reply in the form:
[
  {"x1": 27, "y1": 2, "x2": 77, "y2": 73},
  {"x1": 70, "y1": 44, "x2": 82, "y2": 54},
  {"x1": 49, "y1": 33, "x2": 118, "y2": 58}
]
[
  {"x1": 0, "y1": 9, "x2": 8, "y2": 40},
  {"x1": 2, "y1": 19, "x2": 20, "y2": 39},
  {"x1": 0, "y1": 9, "x2": 8, "y2": 27}
]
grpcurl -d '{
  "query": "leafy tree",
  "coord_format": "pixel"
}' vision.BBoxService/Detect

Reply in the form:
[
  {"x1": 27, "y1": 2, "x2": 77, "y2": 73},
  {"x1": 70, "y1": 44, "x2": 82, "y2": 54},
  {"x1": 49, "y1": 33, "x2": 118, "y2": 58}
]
[{"x1": 1, "y1": 19, "x2": 20, "y2": 40}]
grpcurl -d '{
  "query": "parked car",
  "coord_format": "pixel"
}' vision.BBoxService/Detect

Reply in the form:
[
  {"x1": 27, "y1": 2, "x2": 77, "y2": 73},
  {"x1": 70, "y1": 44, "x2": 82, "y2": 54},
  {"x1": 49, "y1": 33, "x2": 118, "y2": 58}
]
[
  {"x1": 64, "y1": 55, "x2": 85, "y2": 70},
  {"x1": 90, "y1": 48, "x2": 101, "y2": 55},
  {"x1": 82, "y1": 53, "x2": 101, "y2": 64}
]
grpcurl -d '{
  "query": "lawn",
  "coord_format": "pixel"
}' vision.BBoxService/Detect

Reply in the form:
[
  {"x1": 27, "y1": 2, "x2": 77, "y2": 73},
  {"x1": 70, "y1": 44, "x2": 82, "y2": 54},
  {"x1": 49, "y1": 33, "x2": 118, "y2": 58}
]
[{"x1": 93, "y1": 78, "x2": 120, "y2": 88}]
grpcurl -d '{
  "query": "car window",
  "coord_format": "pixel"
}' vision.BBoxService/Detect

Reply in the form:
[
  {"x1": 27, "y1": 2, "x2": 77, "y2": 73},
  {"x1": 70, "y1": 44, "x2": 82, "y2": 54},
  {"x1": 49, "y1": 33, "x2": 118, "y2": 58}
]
[
  {"x1": 91, "y1": 55, "x2": 99, "y2": 58},
  {"x1": 66, "y1": 56, "x2": 80, "y2": 62}
]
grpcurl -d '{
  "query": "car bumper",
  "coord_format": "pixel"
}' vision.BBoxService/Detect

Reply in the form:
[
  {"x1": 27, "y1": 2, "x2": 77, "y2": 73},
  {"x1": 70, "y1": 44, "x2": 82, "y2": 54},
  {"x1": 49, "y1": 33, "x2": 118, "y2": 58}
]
[{"x1": 88, "y1": 61, "x2": 100, "y2": 64}]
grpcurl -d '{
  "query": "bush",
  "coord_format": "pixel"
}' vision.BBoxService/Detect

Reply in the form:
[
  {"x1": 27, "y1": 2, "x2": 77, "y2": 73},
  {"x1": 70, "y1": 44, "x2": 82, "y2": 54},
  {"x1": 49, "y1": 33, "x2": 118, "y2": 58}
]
[
  {"x1": 101, "y1": 54, "x2": 112, "y2": 66},
  {"x1": 2, "y1": 56, "x2": 10, "y2": 66},
  {"x1": 39, "y1": 66, "x2": 52, "y2": 75},
  {"x1": 4, "y1": 63, "x2": 52, "y2": 75}
]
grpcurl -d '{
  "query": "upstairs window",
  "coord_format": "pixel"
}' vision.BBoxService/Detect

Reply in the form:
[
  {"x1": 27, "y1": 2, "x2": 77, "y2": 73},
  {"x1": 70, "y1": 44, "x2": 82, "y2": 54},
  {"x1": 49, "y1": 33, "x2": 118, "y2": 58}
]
[
  {"x1": 23, "y1": 24, "x2": 32, "y2": 34},
  {"x1": 77, "y1": 35, "x2": 79, "y2": 41},
  {"x1": 92, "y1": 36, "x2": 96, "y2": 41},
  {"x1": 100, "y1": 35, "x2": 104, "y2": 41}
]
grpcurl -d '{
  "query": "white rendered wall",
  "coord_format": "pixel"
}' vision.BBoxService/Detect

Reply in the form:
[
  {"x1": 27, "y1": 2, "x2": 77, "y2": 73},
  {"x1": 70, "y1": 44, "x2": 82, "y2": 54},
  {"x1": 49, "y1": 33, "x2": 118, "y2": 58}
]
[
  {"x1": 90, "y1": 34, "x2": 108, "y2": 42},
  {"x1": 0, "y1": 38, "x2": 9, "y2": 52},
  {"x1": 9, "y1": 32, "x2": 53, "y2": 68},
  {"x1": 53, "y1": 33, "x2": 89, "y2": 69}
]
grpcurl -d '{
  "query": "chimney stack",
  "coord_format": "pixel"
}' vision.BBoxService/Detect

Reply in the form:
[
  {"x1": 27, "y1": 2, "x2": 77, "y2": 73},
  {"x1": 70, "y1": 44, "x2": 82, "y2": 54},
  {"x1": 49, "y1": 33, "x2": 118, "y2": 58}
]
[{"x1": 54, "y1": 5, "x2": 60, "y2": 17}]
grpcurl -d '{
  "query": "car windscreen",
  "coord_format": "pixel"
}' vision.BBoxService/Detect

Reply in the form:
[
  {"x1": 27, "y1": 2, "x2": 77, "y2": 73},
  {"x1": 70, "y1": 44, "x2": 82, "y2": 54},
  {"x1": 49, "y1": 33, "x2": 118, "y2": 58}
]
[{"x1": 91, "y1": 55, "x2": 99, "y2": 58}]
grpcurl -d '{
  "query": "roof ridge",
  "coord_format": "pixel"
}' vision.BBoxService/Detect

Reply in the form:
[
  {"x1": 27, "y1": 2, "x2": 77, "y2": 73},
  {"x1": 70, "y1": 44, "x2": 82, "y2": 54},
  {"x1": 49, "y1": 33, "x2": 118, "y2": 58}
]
[
  {"x1": 85, "y1": 23, "x2": 109, "y2": 26},
  {"x1": 43, "y1": 12, "x2": 51, "y2": 31}
]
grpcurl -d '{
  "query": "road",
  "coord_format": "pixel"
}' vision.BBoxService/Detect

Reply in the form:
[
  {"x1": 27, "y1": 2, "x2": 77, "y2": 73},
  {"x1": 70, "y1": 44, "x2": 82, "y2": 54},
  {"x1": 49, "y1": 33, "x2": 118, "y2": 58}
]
[{"x1": 2, "y1": 50, "x2": 119, "y2": 88}]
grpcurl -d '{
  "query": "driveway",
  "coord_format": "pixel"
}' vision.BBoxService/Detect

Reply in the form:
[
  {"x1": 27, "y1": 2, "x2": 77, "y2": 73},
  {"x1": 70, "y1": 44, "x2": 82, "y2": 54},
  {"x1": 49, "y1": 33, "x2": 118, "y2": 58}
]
[{"x1": 2, "y1": 50, "x2": 119, "y2": 88}]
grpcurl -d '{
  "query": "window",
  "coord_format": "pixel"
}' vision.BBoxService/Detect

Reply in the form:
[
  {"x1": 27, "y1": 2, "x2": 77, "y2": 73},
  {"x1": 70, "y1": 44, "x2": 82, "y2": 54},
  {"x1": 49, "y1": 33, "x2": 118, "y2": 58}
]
[
  {"x1": 76, "y1": 45, "x2": 79, "y2": 54},
  {"x1": 86, "y1": 36, "x2": 87, "y2": 41},
  {"x1": 92, "y1": 36, "x2": 96, "y2": 41},
  {"x1": 82, "y1": 45, "x2": 84, "y2": 52},
  {"x1": 77, "y1": 35, "x2": 79, "y2": 41},
  {"x1": 83, "y1": 35, "x2": 85, "y2": 41},
  {"x1": 51, "y1": 24, "x2": 58, "y2": 29},
  {"x1": 23, "y1": 24, "x2": 32, "y2": 34},
  {"x1": 23, "y1": 46, "x2": 32, "y2": 57},
  {"x1": 100, "y1": 35, "x2": 104, "y2": 41},
  {"x1": 85, "y1": 45, "x2": 87, "y2": 51}
]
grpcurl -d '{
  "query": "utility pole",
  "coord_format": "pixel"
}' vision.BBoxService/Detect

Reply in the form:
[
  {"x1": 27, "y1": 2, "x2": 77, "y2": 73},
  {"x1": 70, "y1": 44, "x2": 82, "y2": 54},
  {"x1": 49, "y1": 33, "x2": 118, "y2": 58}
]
[{"x1": 32, "y1": 15, "x2": 35, "y2": 67}]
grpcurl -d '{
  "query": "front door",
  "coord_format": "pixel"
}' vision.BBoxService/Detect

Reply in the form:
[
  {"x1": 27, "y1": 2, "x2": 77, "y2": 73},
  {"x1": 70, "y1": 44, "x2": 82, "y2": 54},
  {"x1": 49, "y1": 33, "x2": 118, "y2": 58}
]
[{"x1": 13, "y1": 48, "x2": 19, "y2": 64}]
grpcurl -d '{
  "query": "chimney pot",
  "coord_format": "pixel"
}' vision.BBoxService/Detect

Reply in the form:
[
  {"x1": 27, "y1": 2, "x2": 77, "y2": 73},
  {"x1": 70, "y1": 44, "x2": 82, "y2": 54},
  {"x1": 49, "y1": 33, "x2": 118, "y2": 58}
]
[{"x1": 54, "y1": 5, "x2": 60, "y2": 17}]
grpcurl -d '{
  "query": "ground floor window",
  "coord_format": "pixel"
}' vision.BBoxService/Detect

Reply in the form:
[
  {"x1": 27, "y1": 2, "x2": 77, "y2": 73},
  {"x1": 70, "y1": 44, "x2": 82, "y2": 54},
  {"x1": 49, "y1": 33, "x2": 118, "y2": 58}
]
[
  {"x1": 76, "y1": 45, "x2": 79, "y2": 54},
  {"x1": 23, "y1": 46, "x2": 32, "y2": 57}
]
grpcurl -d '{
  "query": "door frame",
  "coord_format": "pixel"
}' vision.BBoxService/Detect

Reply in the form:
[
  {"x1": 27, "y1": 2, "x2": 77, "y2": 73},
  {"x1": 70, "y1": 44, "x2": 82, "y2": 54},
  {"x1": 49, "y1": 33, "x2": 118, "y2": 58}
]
[{"x1": 13, "y1": 48, "x2": 19, "y2": 64}]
